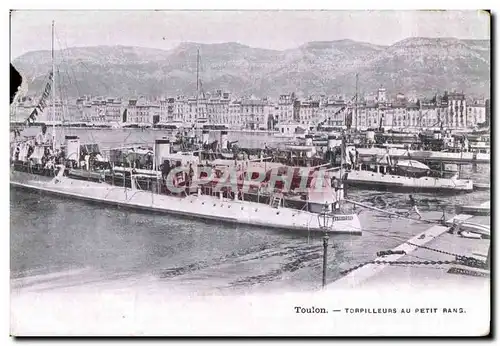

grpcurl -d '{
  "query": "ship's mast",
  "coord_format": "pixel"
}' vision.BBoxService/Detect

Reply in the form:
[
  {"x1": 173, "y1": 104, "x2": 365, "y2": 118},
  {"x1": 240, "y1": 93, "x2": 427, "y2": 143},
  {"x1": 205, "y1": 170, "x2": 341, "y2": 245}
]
[
  {"x1": 51, "y1": 20, "x2": 56, "y2": 151},
  {"x1": 354, "y1": 73, "x2": 358, "y2": 131},
  {"x1": 196, "y1": 48, "x2": 199, "y2": 125}
]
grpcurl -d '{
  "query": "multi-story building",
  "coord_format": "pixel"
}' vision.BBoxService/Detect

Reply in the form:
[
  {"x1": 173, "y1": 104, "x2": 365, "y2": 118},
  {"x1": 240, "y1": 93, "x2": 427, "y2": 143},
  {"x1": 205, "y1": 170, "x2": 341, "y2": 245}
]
[
  {"x1": 39, "y1": 99, "x2": 65, "y2": 123},
  {"x1": 159, "y1": 97, "x2": 176, "y2": 124},
  {"x1": 186, "y1": 97, "x2": 197, "y2": 124},
  {"x1": 443, "y1": 92, "x2": 467, "y2": 128},
  {"x1": 267, "y1": 106, "x2": 278, "y2": 130},
  {"x1": 104, "y1": 97, "x2": 123, "y2": 124},
  {"x1": 388, "y1": 101, "x2": 405, "y2": 129},
  {"x1": 125, "y1": 99, "x2": 137, "y2": 124},
  {"x1": 297, "y1": 99, "x2": 320, "y2": 125},
  {"x1": 172, "y1": 96, "x2": 188, "y2": 123},
  {"x1": 206, "y1": 90, "x2": 231, "y2": 125},
  {"x1": 467, "y1": 100, "x2": 487, "y2": 127},
  {"x1": 228, "y1": 101, "x2": 242, "y2": 128},
  {"x1": 323, "y1": 99, "x2": 347, "y2": 127},
  {"x1": 419, "y1": 100, "x2": 440, "y2": 129},
  {"x1": 136, "y1": 98, "x2": 151, "y2": 125},
  {"x1": 240, "y1": 98, "x2": 270, "y2": 130},
  {"x1": 90, "y1": 98, "x2": 106, "y2": 123},
  {"x1": 349, "y1": 88, "x2": 487, "y2": 131},
  {"x1": 150, "y1": 100, "x2": 160, "y2": 125},
  {"x1": 276, "y1": 93, "x2": 297, "y2": 124}
]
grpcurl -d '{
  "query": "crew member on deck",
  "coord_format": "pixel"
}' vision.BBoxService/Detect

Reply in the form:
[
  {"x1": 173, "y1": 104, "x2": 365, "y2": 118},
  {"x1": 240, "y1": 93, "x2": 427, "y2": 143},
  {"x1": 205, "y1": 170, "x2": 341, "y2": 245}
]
[
  {"x1": 330, "y1": 176, "x2": 340, "y2": 207},
  {"x1": 405, "y1": 194, "x2": 422, "y2": 220},
  {"x1": 187, "y1": 163, "x2": 194, "y2": 189},
  {"x1": 36, "y1": 124, "x2": 52, "y2": 145}
]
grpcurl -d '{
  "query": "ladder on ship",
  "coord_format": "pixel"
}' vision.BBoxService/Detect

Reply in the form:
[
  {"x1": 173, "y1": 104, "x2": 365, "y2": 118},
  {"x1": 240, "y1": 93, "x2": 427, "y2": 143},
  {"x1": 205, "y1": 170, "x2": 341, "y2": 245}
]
[{"x1": 270, "y1": 194, "x2": 283, "y2": 208}]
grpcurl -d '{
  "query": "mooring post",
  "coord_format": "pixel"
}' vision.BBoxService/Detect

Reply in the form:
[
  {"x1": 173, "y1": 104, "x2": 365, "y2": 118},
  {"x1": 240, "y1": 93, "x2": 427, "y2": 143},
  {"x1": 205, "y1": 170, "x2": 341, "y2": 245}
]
[{"x1": 322, "y1": 234, "x2": 329, "y2": 288}]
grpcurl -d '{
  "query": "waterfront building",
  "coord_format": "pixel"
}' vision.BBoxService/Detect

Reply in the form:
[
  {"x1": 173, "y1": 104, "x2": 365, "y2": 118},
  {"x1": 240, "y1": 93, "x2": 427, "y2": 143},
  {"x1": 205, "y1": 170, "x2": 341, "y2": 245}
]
[
  {"x1": 241, "y1": 98, "x2": 270, "y2": 130},
  {"x1": 276, "y1": 93, "x2": 297, "y2": 124},
  {"x1": 323, "y1": 98, "x2": 347, "y2": 127},
  {"x1": 173, "y1": 96, "x2": 188, "y2": 123},
  {"x1": 136, "y1": 98, "x2": 151, "y2": 125},
  {"x1": 159, "y1": 97, "x2": 176, "y2": 124},
  {"x1": 206, "y1": 90, "x2": 231, "y2": 125},
  {"x1": 150, "y1": 100, "x2": 160, "y2": 125},
  {"x1": 228, "y1": 101, "x2": 242, "y2": 128},
  {"x1": 443, "y1": 92, "x2": 467, "y2": 128},
  {"x1": 104, "y1": 97, "x2": 123, "y2": 124},
  {"x1": 467, "y1": 100, "x2": 487, "y2": 127},
  {"x1": 275, "y1": 120, "x2": 305, "y2": 134},
  {"x1": 125, "y1": 99, "x2": 137, "y2": 124},
  {"x1": 90, "y1": 98, "x2": 106, "y2": 123},
  {"x1": 297, "y1": 99, "x2": 320, "y2": 126}
]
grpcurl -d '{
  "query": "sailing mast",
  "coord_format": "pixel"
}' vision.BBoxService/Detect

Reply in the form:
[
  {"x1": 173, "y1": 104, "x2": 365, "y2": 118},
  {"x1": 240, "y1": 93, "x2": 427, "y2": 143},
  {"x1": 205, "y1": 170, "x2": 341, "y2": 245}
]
[
  {"x1": 51, "y1": 20, "x2": 56, "y2": 151},
  {"x1": 196, "y1": 48, "x2": 199, "y2": 126},
  {"x1": 354, "y1": 73, "x2": 358, "y2": 131}
]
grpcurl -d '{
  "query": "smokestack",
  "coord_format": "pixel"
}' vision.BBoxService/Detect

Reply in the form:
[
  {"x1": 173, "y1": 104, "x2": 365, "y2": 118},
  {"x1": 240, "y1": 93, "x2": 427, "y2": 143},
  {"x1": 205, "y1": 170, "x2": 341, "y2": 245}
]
[
  {"x1": 327, "y1": 135, "x2": 336, "y2": 150},
  {"x1": 220, "y1": 130, "x2": 228, "y2": 150},
  {"x1": 202, "y1": 130, "x2": 210, "y2": 145},
  {"x1": 154, "y1": 138, "x2": 171, "y2": 169},
  {"x1": 305, "y1": 134, "x2": 313, "y2": 147},
  {"x1": 65, "y1": 135, "x2": 80, "y2": 161},
  {"x1": 305, "y1": 134, "x2": 315, "y2": 158}
]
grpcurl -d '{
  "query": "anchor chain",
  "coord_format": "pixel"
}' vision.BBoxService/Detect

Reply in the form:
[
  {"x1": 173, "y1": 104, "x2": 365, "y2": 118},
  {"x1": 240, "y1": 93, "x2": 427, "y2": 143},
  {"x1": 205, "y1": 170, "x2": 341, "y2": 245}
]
[
  {"x1": 340, "y1": 259, "x2": 457, "y2": 276},
  {"x1": 405, "y1": 240, "x2": 466, "y2": 258},
  {"x1": 404, "y1": 240, "x2": 486, "y2": 268},
  {"x1": 340, "y1": 255, "x2": 488, "y2": 276}
]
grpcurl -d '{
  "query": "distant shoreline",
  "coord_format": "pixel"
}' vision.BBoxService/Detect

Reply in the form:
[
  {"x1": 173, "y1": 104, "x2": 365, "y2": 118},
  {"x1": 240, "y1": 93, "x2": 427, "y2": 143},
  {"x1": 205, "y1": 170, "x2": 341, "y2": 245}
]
[{"x1": 9, "y1": 122, "x2": 279, "y2": 134}]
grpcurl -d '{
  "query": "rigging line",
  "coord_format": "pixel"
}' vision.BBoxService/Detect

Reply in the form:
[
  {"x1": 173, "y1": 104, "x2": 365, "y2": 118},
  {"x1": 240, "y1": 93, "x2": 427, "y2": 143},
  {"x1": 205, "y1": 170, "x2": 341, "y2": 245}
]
[
  {"x1": 359, "y1": 226, "x2": 479, "y2": 261},
  {"x1": 344, "y1": 198, "x2": 450, "y2": 226},
  {"x1": 59, "y1": 46, "x2": 81, "y2": 101},
  {"x1": 56, "y1": 30, "x2": 83, "y2": 97},
  {"x1": 77, "y1": 60, "x2": 114, "y2": 94},
  {"x1": 17, "y1": 72, "x2": 52, "y2": 127}
]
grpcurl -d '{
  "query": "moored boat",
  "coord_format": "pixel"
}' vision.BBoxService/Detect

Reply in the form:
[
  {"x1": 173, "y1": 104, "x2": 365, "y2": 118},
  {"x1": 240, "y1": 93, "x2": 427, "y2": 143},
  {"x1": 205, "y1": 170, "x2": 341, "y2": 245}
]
[
  {"x1": 356, "y1": 147, "x2": 490, "y2": 164},
  {"x1": 11, "y1": 167, "x2": 362, "y2": 235}
]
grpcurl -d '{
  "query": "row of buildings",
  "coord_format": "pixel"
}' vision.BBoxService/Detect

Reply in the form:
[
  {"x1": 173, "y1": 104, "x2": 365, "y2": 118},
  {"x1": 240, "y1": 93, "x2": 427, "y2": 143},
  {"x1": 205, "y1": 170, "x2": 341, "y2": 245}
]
[{"x1": 12, "y1": 88, "x2": 489, "y2": 131}]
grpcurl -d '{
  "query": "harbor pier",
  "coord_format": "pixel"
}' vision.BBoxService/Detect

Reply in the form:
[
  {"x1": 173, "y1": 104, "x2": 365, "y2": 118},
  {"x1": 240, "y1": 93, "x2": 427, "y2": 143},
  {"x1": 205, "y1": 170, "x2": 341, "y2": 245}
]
[{"x1": 327, "y1": 200, "x2": 490, "y2": 289}]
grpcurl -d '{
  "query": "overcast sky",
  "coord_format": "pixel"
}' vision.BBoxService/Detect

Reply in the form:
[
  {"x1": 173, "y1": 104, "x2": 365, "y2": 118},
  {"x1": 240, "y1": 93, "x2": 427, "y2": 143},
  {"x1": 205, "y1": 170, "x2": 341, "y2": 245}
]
[{"x1": 10, "y1": 10, "x2": 490, "y2": 59}]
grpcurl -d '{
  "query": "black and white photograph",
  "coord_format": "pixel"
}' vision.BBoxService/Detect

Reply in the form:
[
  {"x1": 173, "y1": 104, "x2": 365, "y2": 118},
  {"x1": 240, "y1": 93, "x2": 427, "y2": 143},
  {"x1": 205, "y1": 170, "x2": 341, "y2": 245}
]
[{"x1": 8, "y1": 8, "x2": 491, "y2": 336}]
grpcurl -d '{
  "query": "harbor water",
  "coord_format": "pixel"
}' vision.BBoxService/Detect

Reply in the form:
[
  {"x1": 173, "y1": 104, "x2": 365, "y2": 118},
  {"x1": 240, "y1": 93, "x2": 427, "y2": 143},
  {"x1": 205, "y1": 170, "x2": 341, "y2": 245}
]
[
  {"x1": 10, "y1": 128, "x2": 490, "y2": 295},
  {"x1": 12, "y1": 126, "x2": 283, "y2": 150}
]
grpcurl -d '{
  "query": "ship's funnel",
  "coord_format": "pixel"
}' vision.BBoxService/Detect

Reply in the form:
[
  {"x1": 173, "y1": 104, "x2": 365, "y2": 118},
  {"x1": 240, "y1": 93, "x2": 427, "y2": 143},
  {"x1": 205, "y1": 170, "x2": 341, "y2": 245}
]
[
  {"x1": 366, "y1": 131, "x2": 375, "y2": 142},
  {"x1": 65, "y1": 135, "x2": 80, "y2": 161},
  {"x1": 154, "y1": 139, "x2": 171, "y2": 168},
  {"x1": 327, "y1": 135, "x2": 336, "y2": 150},
  {"x1": 305, "y1": 134, "x2": 315, "y2": 158},
  {"x1": 202, "y1": 130, "x2": 210, "y2": 145},
  {"x1": 220, "y1": 130, "x2": 229, "y2": 150},
  {"x1": 305, "y1": 134, "x2": 313, "y2": 147},
  {"x1": 307, "y1": 172, "x2": 336, "y2": 213}
]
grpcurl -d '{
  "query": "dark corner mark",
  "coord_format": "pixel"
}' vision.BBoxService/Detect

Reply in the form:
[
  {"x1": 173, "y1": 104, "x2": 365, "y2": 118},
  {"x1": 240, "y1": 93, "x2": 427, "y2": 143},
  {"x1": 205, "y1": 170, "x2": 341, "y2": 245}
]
[
  {"x1": 11, "y1": 64, "x2": 22, "y2": 105},
  {"x1": 10, "y1": 10, "x2": 22, "y2": 106}
]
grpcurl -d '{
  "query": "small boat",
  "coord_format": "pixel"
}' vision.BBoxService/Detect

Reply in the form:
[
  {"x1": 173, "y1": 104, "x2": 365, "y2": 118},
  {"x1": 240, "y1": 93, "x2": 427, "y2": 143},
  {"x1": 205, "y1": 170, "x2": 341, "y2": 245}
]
[
  {"x1": 330, "y1": 161, "x2": 474, "y2": 193},
  {"x1": 396, "y1": 160, "x2": 430, "y2": 174},
  {"x1": 356, "y1": 147, "x2": 490, "y2": 164}
]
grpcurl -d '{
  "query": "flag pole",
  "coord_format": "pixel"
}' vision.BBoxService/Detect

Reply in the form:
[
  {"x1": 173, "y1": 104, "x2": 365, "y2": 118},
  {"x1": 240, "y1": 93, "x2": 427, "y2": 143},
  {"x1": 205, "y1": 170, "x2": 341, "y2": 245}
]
[{"x1": 51, "y1": 20, "x2": 56, "y2": 151}]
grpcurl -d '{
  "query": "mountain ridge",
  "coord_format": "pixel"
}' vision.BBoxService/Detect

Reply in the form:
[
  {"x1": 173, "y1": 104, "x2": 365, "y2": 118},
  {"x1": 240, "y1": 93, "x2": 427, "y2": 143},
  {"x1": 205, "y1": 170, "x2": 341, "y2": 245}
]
[{"x1": 12, "y1": 37, "x2": 490, "y2": 99}]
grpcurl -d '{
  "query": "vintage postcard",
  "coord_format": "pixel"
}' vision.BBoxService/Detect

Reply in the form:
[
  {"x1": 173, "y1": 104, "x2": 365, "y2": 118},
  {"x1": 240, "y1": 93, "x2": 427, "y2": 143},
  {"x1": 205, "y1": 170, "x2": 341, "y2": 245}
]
[{"x1": 9, "y1": 9, "x2": 491, "y2": 336}]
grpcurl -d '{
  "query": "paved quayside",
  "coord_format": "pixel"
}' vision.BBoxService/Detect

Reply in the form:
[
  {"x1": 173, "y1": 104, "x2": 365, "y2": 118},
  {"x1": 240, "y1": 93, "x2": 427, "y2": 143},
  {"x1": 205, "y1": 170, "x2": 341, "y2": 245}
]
[{"x1": 327, "y1": 200, "x2": 490, "y2": 289}]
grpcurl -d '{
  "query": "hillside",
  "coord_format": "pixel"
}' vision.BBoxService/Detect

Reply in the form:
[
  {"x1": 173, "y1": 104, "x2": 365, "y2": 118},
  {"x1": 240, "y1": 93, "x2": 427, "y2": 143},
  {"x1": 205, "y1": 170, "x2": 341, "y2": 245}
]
[{"x1": 12, "y1": 38, "x2": 491, "y2": 99}]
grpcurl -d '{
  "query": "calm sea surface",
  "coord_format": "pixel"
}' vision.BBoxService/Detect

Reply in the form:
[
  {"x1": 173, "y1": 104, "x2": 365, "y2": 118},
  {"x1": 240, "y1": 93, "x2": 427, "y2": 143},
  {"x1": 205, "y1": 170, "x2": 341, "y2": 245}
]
[{"x1": 10, "y1": 128, "x2": 490, "y2": 295}]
